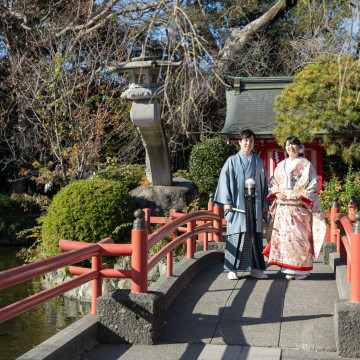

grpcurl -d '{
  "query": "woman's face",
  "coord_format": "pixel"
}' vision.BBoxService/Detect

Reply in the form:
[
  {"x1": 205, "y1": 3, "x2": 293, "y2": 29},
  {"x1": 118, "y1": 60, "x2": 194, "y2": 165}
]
[{"x1": 285, "y1": 141, "x2": 300, "y2": 158}]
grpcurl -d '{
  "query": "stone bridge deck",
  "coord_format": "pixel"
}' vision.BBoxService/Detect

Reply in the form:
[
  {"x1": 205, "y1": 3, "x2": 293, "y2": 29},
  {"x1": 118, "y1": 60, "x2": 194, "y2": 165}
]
[{"x1": 75, "y1": 253, "x2": 351, "y2": 360}]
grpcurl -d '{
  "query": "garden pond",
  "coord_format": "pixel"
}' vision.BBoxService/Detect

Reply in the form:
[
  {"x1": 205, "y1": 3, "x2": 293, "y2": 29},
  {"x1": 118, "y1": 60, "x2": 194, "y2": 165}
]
[{"x1": 0, "y1": 246, "x2": 91, "y2": 360}]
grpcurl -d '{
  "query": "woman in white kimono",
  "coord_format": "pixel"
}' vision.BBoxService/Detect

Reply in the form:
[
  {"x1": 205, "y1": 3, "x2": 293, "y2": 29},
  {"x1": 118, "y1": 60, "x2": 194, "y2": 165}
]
[{"x1": 263, "y1": 136, "x2": 326, "y2": 280}]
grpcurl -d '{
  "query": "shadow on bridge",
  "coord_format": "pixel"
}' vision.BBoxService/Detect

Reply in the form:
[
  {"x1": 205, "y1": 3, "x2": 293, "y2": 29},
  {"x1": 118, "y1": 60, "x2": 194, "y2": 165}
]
[
  {"x1": 77, "y1": 255, "x2": 339, "y2": 360},
  {"x1": 158, "y1": 258, "x2": 336, "y2": 352}
]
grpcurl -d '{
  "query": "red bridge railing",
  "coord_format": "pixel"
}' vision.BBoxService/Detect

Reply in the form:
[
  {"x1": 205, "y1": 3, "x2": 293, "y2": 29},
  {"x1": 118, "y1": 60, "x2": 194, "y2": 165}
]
[
  {"x1": 330, "y1": 196, "x2": 360, "y2": 302},
  {"x1": 0, "y1": 199, "x2": 223, "y2": 323}
]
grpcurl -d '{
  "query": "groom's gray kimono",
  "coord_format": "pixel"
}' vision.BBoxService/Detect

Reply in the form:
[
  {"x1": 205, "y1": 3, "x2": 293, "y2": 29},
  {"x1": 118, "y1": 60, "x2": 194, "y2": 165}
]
[{"x1": 214, "y1": 151, "x2": 268, "y2": 271}]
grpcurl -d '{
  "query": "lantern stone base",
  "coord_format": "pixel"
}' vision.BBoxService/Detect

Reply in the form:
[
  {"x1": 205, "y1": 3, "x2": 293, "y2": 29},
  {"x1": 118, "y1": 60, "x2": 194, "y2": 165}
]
[
  {"x1": 130, "y1": 177, "x2": 198, "y2": 216},
  {"x1": 97, "y1": 290, "x2": 165, "y2": 345},
  {"x1": 335, "y1": 299, "x2": 360, "y2": 358}
]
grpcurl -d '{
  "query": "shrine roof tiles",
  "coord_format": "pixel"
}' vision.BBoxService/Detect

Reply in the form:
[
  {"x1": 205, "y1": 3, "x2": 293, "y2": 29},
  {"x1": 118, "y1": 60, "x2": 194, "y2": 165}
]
[{"x1": 220, "y1": 76, "x2": 294, "y2": 138}]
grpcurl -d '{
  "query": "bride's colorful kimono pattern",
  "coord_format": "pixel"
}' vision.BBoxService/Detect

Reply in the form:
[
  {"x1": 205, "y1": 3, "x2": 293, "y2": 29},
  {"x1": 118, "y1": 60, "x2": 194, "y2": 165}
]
[{"x1": 263, "y1": 157, "x2": 326, "y2": 270}]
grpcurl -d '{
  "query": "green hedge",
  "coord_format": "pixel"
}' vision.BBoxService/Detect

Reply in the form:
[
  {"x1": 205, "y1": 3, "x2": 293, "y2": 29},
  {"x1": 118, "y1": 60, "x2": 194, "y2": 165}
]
[
  {"x1": 189, "y1": 137, "x2": 237, "y2": 197},
  {"x1": 41, "y1": 178, "x2": 135, "y2": 257}
]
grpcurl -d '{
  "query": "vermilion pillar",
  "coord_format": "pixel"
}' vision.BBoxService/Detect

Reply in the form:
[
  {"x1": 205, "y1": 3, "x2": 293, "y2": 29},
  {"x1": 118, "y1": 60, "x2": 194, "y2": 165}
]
[
  {"x1": 351, "y1": 212, "x2": 360, "y2": 302},
  {"x1": 131, "y1": 209, "x2": 148, "y2": 293}
]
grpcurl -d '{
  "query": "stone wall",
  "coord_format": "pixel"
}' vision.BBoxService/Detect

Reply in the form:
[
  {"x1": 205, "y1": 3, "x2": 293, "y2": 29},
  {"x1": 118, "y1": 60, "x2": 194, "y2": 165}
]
[
  {"x1": 42, "y1": 241, "x2": 224, "y2": 302},
  {"x1": 129, "y1": 177, "x2": 198, "y2": 216},
  {"x1": 42, "y1": 255, "x2": 183, "y2": 302}
]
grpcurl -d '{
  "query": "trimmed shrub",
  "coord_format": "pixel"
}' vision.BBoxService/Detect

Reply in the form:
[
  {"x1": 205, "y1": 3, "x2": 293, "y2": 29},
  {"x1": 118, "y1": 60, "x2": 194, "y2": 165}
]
[
  {"x1": 189, "y1": 137, "x2": 237, "y2": 197},
  {"x1": 93, "y1": 164, "x2": 146, "y2": 191},
  {"x1": 41, "y1": 178, "x2": 135, "y2": 257}
]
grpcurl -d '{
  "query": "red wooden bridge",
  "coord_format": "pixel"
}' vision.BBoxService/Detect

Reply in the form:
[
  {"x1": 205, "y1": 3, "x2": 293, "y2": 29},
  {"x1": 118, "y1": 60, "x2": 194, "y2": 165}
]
[{"x1": 1, "y1": 196, "x2": 360, "y2": 359}]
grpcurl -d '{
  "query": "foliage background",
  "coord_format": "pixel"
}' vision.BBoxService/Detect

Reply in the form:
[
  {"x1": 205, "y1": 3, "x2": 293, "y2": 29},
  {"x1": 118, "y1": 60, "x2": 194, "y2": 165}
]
[
  {"x1": 320, "y1": 167, "x2": 360, "y2": 215},
  {"x1": 0, "y1": 0, "x2": 358, "y2": 190},
  {"x1": 92, "y1": 164, "x2": 146, "y2": 191},
  {"x1": 0, "y1": 193, "x2": 42, "y2": 241},
  {"x1": 274, "y1": 55, "x2": 360, "y2": 167},
  {"x1": 189, "y1": 137, "x2": 237, "y2": 201}
]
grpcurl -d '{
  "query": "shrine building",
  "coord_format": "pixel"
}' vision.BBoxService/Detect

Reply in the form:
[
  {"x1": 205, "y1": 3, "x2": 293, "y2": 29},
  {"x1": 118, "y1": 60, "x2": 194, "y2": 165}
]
[{"x1": 219, "y1": 76, "x2": 325, "y2": 189}]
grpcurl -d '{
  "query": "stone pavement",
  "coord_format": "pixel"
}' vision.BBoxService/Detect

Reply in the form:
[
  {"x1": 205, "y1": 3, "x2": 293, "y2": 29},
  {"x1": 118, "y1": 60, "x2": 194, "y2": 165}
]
[{"x1": 78, "y1": 254, "x2": 353, "y2": 360}]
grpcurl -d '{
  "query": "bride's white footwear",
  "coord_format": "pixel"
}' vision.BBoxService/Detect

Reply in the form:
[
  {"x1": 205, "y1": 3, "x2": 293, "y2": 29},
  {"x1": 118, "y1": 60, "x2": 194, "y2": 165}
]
[{"x1": 295, "y1": 274, "x2": 310, "y2": 280}]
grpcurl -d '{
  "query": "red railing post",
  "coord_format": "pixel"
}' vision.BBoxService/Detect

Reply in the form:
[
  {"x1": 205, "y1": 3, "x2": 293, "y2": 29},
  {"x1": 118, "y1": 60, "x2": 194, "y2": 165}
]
[
  {"x1": 347, "y1": 252, "x2": 351, "y2": 284},
  {"x1": 91, "y1": 253, "x2": 102, "y2": 315},
  {"x1": 324, "y1": 210, "x2": 331, "y2": 243},
  {"x1": 214, "y1": 205, "x2": 222, "y2": 242},
  {"x1": 187, "y1": 220, "x2": 195, "y2": 258},
  {"x1": 131, "y1": 209, "x2": 148, "y2": 293},
  {"x1": 167, "y1": 252, "x2": 173, "y2": 276},
  {"x1": 169, "y1": 208, "x2": 177, "y2": 220},
  {"x1": 331, "y1": 197, "x2": 340, "y2": 249},
  {"x1": 351, "y1": 212, "x2": 360, "y2": 302},
  {"x1": 198, "y1": 219, "x2": 205, "y2": 244},
  {"x1": 143, "y1": 208, "x2": 151, "y2": 234},
  {"x1": 339, "y1": 231, "x2": 347, "y2": 263},
  {"x1": 207, "y1": 193, "x2": 214, "y2": 243},
  {"x1": 208, "y1": 193, "x2": 214, "y2": 212},
  {"x1": 348, "y1": 195, "x2": 357, "y2": 223},
  {"x1": 169, "y1": 208, "x2": 178, "y2": 247}
]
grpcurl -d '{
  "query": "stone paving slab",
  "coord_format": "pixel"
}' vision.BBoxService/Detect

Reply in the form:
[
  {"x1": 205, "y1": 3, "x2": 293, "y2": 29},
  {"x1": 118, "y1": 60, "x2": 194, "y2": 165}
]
[
  {"x1": 211, "y1": 321, "x2": 281, "y2": 347},
  {"x1": 198, "y1": 344, "x2": 242, "y2": 359},
  {"x1": 198, "y1": 344, "x2": 282, "y2": 360},
  {"x1": 77, "y1": 343, "x2": 283, "y2": 360},
  {"x1": 77, "y1": 343, "x2": 353, "y2": 360},
  {"x1": 281, "y1": 348, "x2": 352, "y2": 360},
  {"x1": 158, "y1": 263, "x2": 234, "y2": 344},
  {"x1": 76, "y1": 343, "x2": 203, "y2": 360},
  {"x1": 279, "y1": 260, "x2": 337, "y2": 352}
]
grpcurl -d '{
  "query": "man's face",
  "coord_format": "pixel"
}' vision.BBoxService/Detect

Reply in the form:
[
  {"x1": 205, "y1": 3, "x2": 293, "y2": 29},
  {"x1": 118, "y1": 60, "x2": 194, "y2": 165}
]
[{"x1": 238, "y1": 136, "x2": 255, "y2": 154}]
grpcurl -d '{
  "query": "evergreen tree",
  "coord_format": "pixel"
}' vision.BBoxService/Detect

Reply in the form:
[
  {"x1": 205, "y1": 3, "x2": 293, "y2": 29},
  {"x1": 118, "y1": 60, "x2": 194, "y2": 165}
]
[{"x1": 274, "y1": 55, "x2": 360, "y2": 165}]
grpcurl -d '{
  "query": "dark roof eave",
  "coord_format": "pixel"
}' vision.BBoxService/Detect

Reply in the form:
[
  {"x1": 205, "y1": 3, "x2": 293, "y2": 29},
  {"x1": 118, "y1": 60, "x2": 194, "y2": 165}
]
[
  {"x1": 219, "y1": 131, "x2": 326, "y2": 138},
  {"x1": 227, "y1": 76, "x2": 294, "y2": 81},
  {"x1": 219, "y1": 132, "x2": 273, "y2": 138}
]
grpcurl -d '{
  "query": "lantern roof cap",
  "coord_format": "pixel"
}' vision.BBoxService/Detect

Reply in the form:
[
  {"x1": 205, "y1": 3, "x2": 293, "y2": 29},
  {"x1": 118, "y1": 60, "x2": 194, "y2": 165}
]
[
  {"x1": 107, "y1": 59, "x2": 182, "y2": 73},
  {"x1": 107, "y1": 45, "x2": 181, "y2": 72}
]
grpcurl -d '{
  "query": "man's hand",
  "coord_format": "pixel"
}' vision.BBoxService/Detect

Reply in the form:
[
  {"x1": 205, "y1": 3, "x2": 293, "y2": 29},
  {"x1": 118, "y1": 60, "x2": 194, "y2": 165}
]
[
  {"x1": 276, "y1": 193, "x2": 287, "y2": 201},
  {"x1": 224, "y1": 204, "x2": 233, "y2": 211}
]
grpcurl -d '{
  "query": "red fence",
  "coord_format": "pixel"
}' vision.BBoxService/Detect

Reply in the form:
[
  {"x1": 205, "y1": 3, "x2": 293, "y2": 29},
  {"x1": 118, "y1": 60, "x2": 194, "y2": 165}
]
[
  {"x1": 329, "y1": 196, "x2": 360, "y2": 302},
  {"x1": 0, "y1": 201, "x2": 223, "y2": 323}
]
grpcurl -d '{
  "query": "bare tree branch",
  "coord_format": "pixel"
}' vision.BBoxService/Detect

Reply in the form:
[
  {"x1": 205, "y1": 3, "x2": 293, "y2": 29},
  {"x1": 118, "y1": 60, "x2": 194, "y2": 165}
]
[{"x1": 215, "y1": 0, "x2": 298, "y2": 74}]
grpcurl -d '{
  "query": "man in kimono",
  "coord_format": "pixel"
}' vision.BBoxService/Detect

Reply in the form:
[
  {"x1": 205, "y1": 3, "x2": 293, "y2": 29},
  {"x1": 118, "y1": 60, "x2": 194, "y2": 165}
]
[{"x1": 215, "y1": 129, "x2": 269, "y2": 280}]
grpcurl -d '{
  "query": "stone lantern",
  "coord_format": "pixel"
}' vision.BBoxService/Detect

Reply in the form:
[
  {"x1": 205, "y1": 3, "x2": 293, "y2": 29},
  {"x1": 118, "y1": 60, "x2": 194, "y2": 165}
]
[{"x1": 107, "y1": 48, "x2": 181, "y2": 186}]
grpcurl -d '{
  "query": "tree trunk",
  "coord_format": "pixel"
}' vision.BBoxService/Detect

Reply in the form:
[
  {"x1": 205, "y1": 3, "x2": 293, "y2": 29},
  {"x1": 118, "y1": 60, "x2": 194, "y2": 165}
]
[{"x1": 215, "y1": 0, "x2": 298, "y2": 74}]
